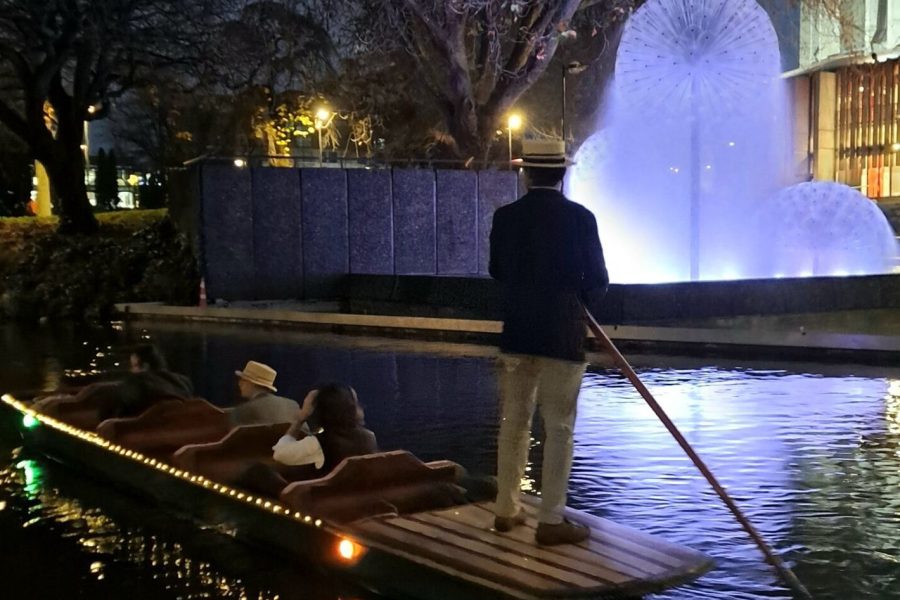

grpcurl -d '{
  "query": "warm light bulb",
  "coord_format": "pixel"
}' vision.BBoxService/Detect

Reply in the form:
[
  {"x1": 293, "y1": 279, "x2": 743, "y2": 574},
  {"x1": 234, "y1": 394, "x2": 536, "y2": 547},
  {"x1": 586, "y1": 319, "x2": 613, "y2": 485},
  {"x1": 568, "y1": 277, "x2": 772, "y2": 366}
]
[
  {"x1": 507, "y1": 114, "x2": 523, "y2": 130},
  {"x1": 316, "y1": 108, "x2": 331, "y2": 121},
  {"x1": 338, "y1": 538, "x2": 357, "y2": 560}
]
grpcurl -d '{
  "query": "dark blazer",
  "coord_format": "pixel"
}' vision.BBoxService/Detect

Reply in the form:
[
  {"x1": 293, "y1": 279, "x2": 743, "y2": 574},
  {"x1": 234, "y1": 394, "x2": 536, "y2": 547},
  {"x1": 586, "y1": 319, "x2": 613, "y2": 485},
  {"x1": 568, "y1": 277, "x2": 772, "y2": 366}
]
[{"x1": 489, "y1": 188, "x2": 609, "y2": 362}]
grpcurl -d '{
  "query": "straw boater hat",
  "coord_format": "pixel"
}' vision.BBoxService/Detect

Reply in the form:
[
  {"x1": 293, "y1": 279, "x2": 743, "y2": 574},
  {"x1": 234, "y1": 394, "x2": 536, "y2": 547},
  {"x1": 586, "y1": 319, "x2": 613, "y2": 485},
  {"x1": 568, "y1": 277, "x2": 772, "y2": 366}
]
[
  {"x1": 235, "y1": 361, "x2": 277, "y2": 392},
  {"x1": 512, "y1": 138, "x2": 575, "y2": 168}
]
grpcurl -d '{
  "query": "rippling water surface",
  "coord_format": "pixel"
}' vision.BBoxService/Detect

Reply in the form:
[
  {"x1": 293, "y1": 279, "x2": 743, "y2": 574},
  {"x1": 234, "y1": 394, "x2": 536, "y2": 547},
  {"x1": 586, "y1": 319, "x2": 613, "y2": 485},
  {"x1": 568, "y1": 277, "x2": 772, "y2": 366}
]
[{"x1": 1, "y1": 321, "x2": 899, "y2": 599}]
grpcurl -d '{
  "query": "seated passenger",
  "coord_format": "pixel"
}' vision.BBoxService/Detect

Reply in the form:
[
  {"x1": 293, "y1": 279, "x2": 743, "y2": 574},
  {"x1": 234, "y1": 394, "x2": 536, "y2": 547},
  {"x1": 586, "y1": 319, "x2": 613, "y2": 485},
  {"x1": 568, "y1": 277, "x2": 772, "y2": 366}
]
[
  {"x1": 238, "y1": 383, "x2": 377, "y2": 496},
  {"x1": 274, "y1": 383, "x2": 378, "y2": 472},
  {"x1": 227, "y1": 361, "x2": 300, "y2": 427},
  {"x1": 99, "y1": 345, "x2": 193, "y2": 420}
]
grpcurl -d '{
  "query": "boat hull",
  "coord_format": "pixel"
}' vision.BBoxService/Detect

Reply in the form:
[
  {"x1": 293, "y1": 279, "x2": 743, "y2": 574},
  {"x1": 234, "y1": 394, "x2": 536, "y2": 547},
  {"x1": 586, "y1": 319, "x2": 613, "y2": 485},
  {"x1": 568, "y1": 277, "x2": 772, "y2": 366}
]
[{"x1": 2, "y1": 396, "x2": 713, "y2": 600}]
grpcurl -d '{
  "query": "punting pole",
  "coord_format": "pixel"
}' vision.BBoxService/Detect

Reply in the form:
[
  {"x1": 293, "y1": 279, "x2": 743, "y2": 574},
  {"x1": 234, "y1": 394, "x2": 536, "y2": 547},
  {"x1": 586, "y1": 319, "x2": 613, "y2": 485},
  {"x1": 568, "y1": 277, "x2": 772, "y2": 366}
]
[{"x1": 583, "y1": 307, "x2": 813, "y2": 600}]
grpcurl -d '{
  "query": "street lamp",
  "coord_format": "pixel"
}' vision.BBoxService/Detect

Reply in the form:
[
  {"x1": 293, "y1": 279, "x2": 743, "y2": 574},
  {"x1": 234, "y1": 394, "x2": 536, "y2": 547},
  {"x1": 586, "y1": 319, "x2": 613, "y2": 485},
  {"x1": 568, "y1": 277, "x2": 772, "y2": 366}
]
[
  {"x1": 315, "y1": 107, "x2": 332, "y2": 166},
  {"x1": 507, "y1": 113, "x2": 523, "y2": 166},
  {"x1": 562, "y1": 61, "x2": 587, "y2": 142},
  {"x1": 83, "y1": 104, "x2": 99, "y2": 167}
]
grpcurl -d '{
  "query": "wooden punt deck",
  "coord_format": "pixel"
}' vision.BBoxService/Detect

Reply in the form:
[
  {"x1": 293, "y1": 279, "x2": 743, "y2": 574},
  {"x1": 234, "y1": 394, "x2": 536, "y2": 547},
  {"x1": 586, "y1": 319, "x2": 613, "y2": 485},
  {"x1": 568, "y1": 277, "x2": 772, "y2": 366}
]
[
  {"x1": 349, "y1": 500, "x2": 713, "y2": 600},
  {"x1": 1, "y1": 393, "x2": 713, "y2": 600}
]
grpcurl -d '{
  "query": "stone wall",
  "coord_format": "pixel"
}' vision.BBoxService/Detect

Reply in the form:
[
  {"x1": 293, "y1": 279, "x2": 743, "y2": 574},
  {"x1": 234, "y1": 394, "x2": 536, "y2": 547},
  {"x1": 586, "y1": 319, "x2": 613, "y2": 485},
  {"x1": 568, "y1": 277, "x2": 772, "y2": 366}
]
[
  {"x1": 343, "y1": 273, "x2": 900, "y2": 323},
  {"x1": 195, "y1": 164, "x2": 517, "y2": 301}
]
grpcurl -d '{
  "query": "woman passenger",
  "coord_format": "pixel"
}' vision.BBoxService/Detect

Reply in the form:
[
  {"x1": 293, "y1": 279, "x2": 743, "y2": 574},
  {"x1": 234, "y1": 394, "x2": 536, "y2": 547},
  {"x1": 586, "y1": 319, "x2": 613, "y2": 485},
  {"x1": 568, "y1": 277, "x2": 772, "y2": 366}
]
[
  {"x1": 273, "y1": 383, "x2": 378, "y2": 472},
  {"x1": 239, "y1": 383, "x2": 378, "y2": 497}
]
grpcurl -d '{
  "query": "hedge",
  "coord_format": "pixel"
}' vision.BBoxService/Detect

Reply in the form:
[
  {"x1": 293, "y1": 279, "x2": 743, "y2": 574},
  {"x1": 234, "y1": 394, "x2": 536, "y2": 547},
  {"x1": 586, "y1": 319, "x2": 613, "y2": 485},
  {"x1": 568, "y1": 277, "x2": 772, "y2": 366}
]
[{"x1": 0, "y1": 210, "x2": 198, "y2": 322}]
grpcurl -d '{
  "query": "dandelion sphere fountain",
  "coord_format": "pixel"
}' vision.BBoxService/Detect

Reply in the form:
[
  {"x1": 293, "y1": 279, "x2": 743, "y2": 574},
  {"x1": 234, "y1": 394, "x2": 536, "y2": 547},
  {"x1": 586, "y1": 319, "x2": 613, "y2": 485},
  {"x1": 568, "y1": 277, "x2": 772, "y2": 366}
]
[{"x1": 567, "y1": 0, "x2": 898, "y2": 283}]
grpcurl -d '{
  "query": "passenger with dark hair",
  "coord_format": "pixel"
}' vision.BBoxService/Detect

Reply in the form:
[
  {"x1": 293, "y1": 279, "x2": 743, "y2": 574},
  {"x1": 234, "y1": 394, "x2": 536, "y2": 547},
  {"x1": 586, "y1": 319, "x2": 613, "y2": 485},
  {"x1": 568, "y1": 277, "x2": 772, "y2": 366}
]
[
  {"x1": 274, "y1": 383, "x2": 378, "y2": 472},
  {"x1": 237, "y1": 383, "x2": 378, "y2": 497},
  {"x1": 130, "y1": 345, "x2": 168, "y2": 372},
  {"x1": 99, "y1": 344, "x2": 194, "y2": 420}
]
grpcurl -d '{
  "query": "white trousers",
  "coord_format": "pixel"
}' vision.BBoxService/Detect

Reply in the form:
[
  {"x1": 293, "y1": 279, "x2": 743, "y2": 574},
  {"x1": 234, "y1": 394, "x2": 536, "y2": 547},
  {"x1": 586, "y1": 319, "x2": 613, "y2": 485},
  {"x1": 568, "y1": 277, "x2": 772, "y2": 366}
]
[{"x1": 495, "y1": 353, "x2": 586, "y2": 524}]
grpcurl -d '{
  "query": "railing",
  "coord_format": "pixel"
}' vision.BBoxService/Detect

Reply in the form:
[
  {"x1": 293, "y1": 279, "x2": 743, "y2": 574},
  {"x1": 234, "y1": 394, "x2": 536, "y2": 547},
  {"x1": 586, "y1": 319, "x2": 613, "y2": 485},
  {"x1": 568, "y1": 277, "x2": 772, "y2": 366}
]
[{"x1": 181, "y1": 153, "x2": 514, "y2": 170}]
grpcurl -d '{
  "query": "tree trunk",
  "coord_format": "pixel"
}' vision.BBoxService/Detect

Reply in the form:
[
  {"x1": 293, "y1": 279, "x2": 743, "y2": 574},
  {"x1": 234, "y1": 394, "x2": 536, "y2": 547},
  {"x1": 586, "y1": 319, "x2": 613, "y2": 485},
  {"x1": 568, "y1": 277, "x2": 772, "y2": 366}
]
[
  {"x1": 444, "y1": 105, "x2": 501, "y2": 167},
  {"x1": 45, "y1": 141, "x2": 98, "y2": 235},
  {"x1": 47, "y1": 115, "x2": 98, "y2": 235}
]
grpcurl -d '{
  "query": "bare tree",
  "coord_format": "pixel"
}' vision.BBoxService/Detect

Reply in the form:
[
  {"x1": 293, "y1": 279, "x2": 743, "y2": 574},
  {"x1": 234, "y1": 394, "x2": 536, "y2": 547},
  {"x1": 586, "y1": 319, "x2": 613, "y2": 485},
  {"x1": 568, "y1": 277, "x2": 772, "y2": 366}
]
[
  {"x1": 0, "y1": 0, "x2": 212, "y2": 233},
  {"x1": 351, "y1": 0, "x2": 638, "y2": 162}
]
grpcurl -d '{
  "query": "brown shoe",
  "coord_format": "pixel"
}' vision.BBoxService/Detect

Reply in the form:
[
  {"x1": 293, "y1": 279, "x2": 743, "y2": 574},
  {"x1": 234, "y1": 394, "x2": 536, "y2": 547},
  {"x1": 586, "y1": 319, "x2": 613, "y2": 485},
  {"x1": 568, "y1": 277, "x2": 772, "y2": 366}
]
[
  {"x1": 494, "y1": 510, "x2": 527, "y2": 532},
  {"x1": 535, "y1": 519, "x2": 590, "y2": 546}
]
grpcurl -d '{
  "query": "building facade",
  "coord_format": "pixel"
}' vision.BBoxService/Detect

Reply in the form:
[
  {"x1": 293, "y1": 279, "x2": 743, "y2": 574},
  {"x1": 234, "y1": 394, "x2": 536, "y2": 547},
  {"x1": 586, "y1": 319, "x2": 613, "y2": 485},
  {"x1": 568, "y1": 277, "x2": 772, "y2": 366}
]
[{"x1": 790, "y1": 0, "x2": 900, "y2": 201}]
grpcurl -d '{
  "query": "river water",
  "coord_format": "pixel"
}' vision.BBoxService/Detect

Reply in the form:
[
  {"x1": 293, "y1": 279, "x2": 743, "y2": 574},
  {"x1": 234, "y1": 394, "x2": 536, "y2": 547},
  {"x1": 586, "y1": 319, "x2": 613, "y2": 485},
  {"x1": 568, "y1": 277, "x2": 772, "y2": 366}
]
[{"x1": 1, "y1": 320, "x2": 899, "y2": 599}]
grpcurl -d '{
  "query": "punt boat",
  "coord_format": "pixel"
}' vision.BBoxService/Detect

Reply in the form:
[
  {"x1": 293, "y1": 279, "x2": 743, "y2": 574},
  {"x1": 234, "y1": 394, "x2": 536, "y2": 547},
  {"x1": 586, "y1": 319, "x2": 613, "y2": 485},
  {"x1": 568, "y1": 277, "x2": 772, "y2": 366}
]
[{"x1": 1, "y1": 388, "x2": 713, "y2": 600}]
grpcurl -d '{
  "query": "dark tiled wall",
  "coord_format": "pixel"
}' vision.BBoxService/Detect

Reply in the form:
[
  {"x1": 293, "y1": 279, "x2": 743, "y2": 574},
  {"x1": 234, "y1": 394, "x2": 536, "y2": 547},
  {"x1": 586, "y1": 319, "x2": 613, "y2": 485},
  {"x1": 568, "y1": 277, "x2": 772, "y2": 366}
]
[
  {"x1": 436, "y1": 170, "x2": 479, "y2": 275},
  {"x1": 347, "y1": 170, "x2": 394, "y2": 275},
  {"x1": 301, "y1": 169, "x2": 349, "y2": 298},
  {"x1": 392, "y1": 169, "x2": 437, "y2": 275},
  {"x1": 199, "y1": 165, "x2": 517, "y2": 300},
  {"x1": 200, "y1": 165, "x2": 255, "y2": 300},
  {"x1": 251, "y1": 168, "x2": 303, "y2": 299}
]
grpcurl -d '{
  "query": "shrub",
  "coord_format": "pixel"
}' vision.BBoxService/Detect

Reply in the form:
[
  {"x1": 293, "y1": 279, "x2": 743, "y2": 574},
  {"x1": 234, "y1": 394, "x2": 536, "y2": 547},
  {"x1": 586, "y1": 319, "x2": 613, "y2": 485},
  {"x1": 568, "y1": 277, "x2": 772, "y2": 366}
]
[{"x1": 0, "y1": 210, "x2": 198, "y2": 322}]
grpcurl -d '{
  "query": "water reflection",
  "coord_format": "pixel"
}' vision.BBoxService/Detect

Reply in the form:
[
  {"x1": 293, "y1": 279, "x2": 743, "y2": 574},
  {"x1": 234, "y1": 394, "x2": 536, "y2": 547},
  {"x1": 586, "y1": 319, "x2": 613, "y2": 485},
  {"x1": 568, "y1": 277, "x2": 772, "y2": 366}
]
[
  {"x1": 2, "y1": 321, "x2": 900, "y2": 599},
  {"x1": 0, "y1": 447, "x2": 368, "y2": 599}
]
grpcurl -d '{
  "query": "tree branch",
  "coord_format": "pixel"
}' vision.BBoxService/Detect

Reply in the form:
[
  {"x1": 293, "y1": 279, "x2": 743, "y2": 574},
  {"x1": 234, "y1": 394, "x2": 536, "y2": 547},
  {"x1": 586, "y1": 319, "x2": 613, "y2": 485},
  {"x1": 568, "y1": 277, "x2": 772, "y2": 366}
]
[
  {"x1": 0, "y1": 96, "x2": 28, "y2": 140},
  {"x1": 0, "y1": 41, "x2": 31, "y2": 79}
]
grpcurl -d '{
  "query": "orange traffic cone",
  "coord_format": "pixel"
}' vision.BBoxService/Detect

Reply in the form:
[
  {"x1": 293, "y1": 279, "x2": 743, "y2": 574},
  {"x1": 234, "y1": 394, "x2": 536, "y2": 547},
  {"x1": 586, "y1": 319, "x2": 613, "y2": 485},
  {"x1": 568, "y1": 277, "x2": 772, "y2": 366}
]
[{"x1": 198, "y1": 277, "x2": 208, "y2": 308}]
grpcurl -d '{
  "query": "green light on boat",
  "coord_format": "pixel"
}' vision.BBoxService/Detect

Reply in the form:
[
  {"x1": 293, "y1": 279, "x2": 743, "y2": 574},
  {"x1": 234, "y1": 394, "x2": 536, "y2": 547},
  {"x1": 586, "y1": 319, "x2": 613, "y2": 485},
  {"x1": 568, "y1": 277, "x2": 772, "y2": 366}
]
[{"x1": 22, "y1": 414, "x2": 39, "y2": 429}]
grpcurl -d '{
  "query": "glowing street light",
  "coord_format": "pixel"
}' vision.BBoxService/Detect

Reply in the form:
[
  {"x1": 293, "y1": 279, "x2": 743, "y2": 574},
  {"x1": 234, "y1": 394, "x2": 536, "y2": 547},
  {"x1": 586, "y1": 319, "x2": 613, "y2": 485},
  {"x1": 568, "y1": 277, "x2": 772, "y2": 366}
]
[
  {"x1": 507, "y1": 113, "x2": 523, "y2": 166},
  {"x1": 315, "y1": 107, "x2": 334, "y2": 166}
]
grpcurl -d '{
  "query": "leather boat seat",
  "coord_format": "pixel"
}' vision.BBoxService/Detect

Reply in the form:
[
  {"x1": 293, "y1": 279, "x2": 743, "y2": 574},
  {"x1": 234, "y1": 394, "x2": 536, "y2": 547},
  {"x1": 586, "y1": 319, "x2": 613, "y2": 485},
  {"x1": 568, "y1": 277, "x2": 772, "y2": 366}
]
[
  {"x1": 172, "y1": 423, "x2": 292, "y2": 484},
  {"x1": 96, "y1": 398, "x2": 229, "y2": 459},
  {"x1": 280, "y1": 450, "x2": 467, "y2": 523},
  {"x1": 37, "y1": 382, "x2": 121, "y2": 431}
]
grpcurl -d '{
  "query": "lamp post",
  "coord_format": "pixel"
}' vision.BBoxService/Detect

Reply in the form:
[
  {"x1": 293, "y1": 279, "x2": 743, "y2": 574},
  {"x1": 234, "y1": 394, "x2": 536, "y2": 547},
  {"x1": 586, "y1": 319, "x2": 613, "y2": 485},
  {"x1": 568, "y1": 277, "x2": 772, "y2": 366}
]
[
  {"x1": 561, "y1": 61, "x2": 587, "y2": 143},
  {"x1": 507, "y1": 113, "x2": 522, "y2": 166},
  {"x1": 315, "y1": 107, "x2": 332, "y2": 166}
]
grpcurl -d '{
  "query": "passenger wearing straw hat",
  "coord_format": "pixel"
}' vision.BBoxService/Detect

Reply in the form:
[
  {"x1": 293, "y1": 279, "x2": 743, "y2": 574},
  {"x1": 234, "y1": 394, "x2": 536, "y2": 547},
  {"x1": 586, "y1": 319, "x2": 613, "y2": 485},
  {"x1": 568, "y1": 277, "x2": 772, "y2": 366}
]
[
  {"x1": 228, "y1": 361, "x2": 302, "y2": 427},
  {"x1": 489, "y1": 138, "x2": 609, "y2": 546}
]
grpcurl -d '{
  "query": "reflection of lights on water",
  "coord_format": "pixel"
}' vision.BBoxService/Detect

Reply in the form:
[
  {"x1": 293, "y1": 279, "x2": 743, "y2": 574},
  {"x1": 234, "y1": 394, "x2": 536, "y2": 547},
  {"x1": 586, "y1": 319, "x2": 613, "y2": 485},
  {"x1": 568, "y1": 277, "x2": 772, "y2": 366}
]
[
  {"x1": 16, "y1": 460, "x2": 39, "y2": 486},
  {"x1": 887, "y1": 380, "x2": 900, "y2": 435},
  {"x1": 90, "y1": 561, "x2": 104, "y2": 580},
  {"x1": 889, "y1": 380, "x2": 900, "y2": 397},
  {"x1": 0, "y1": 457, "x2": 273, "y2": 597},
  {"x1": 15, "y1": 459, "x2": 43, "y2": 499}
]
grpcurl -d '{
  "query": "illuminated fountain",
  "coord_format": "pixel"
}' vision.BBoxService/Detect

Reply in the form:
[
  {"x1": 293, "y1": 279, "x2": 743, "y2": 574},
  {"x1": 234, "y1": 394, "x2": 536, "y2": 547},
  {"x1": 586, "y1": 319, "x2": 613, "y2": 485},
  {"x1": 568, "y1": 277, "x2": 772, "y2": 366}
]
[{"x1": 567, "y1": 0, "x2": 898, "y2": 283}]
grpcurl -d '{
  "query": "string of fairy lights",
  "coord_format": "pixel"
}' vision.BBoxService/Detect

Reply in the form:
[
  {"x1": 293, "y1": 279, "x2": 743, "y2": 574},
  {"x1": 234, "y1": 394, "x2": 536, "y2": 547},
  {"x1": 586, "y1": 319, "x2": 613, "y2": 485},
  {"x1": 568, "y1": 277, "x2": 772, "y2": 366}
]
[{"x1": 0, "y1": 394, "x2": 324, "y2": 529}]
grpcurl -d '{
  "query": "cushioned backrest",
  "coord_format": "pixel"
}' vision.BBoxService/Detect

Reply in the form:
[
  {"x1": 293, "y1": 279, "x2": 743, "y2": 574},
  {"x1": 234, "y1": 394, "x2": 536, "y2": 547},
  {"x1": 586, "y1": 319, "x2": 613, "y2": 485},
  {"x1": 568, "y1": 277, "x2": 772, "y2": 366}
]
[
  {"x1": 96, "y1": 398, "x2": 229, "y2": 458},
  {"x1": 280, "y1": 451, "x2": 463, "y2": 521},
  {"x1": 172, "y1": 422, "x2": 291, "y2": 482},
  {"x1": 39, "y1": 382, "x2": 121, "y2": 430}
]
